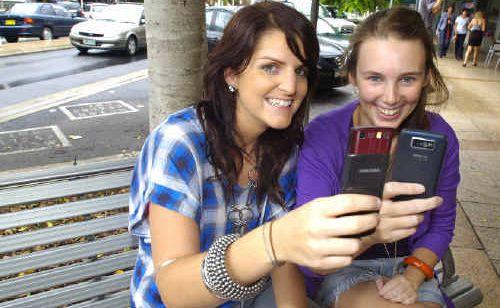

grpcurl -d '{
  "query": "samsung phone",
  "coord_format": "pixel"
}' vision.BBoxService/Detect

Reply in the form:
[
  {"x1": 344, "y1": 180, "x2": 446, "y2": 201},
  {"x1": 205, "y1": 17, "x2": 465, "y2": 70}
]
[
  {"x1": 341, "y1": 126, "x2": 394, "y2": 197},
  {"x1": 391, "y1": 129, "x2": 447, "y2": 201},
  {"x1": 339, "y1": 126, "x2": 394, "y2": 238}
]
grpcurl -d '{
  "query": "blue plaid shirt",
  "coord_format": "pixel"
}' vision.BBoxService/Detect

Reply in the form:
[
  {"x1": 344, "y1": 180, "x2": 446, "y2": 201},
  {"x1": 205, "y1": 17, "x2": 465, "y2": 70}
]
[{"x1": 128, "y1": 107, "x2": 297, "y2": 307}]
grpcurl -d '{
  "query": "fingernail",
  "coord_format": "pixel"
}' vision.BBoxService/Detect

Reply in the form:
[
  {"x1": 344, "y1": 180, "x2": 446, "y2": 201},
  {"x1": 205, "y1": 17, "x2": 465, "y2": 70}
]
[
  {"x1": 376, "y1": 198, "x2": 382, "y2": 208},
  {"x1": 416, "y1": 184, "x2": 425, "y2": 193}
]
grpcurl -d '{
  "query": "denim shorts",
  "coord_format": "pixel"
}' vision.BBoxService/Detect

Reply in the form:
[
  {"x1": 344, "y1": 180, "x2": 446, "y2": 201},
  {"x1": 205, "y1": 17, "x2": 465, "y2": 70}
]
[{"x1": 315, "y1": 257, "x2": 446, "y2": 307}]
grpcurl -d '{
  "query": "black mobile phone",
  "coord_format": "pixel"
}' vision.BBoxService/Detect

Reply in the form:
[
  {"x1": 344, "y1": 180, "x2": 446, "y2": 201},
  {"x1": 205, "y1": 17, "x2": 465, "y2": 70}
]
[
  {"x1": 391, "y1": 129, "x2": 447, "y2": 201},
  {"x1": 339, "y1": 126, "x2": 394, "y2": 238}
]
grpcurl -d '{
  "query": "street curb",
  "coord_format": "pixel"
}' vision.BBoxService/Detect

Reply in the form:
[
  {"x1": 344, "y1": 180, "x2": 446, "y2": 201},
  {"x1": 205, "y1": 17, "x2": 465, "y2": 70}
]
[{"x1": 0, "y1": 39, "x2": 73, "y2": 58}]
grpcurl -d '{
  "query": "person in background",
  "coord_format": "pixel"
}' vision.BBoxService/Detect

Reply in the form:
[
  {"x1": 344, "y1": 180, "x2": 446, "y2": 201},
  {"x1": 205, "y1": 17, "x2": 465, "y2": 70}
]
[
  {"x1": 296, "y1": 6, "x2": 458, "y2": 308},
  {"x1": 418, "y1": 0, "x2": 444, "y2": 33},
  {"x1": 463, "y1": 11, "x2": 487, "y2": 67},
  {"x1": 454, "y1": 9, "x2": 470, "y2": 60},
  {"x1": 436, "y1": 5, "x2": 456, "y2": 58},
  {"x1": 129, "y1": 2, "x2": 384, "y2": 307}
]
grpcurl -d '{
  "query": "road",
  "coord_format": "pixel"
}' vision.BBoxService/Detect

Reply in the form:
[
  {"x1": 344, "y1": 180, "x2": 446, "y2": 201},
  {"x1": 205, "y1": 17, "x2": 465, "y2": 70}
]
[{"x1": 0, "y1": 48, "x2": 355, "y2": 172}]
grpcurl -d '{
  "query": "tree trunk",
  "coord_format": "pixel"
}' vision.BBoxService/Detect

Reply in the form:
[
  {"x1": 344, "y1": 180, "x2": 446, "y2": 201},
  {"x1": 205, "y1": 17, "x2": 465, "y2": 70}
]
[{"x1": 145, "y1": 0, "x2": 206, "y2": 130}]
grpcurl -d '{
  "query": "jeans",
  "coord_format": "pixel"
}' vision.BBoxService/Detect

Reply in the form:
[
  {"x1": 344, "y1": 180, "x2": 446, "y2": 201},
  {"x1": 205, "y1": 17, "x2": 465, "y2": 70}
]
[
  {"x1": 439, "y1": 31, "x2": 451, "y2": 57},
  {"x1": 455, "y1": 33, "x2": 466, "y2": 60}
]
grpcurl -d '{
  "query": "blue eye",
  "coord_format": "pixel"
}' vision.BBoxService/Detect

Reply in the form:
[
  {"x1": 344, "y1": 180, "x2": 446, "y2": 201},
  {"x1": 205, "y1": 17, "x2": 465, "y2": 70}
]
[
  {"x1": 262, "y1": 64, "x2": 279, "y2": 75},
  {"x1": 295, "y1": 67, "x2": 308, "y2": 77},
  {"x1": 401, "y1": 76, "x2": 416, "y2": 84},
  {"x1": 368, "y1": 75, "x2": 382, "y2": 82}
]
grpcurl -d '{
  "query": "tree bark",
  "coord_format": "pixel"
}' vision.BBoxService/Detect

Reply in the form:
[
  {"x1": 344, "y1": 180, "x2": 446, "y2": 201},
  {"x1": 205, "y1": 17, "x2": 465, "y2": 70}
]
[{"x1": 145, "y1": 0, "x2": 206, "y2": 130}]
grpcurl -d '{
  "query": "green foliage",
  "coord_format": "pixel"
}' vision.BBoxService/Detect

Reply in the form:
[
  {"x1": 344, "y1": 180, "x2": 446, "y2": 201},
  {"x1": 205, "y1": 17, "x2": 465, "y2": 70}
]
[{"x1": 320, "y1": 0, "x2": 401, "y2": 14}]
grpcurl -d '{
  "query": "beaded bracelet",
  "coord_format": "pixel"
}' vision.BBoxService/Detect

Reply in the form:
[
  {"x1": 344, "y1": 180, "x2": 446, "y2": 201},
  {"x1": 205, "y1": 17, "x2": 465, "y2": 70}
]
[{"x1": 201, "y1": 234, "x2": 269, "y2": 300}]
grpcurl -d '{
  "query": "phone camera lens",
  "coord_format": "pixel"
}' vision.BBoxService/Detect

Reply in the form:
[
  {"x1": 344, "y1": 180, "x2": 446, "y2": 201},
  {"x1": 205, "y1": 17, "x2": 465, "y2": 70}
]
[{"x1": 359, "y1": 132, "x2": 366, "y2": 139}]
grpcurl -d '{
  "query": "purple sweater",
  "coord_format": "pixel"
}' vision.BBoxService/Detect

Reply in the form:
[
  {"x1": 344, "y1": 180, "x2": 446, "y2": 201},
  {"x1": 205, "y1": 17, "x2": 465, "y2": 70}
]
[{"x1": 295, "y1": 101, "x2": 460, "y2": 295}]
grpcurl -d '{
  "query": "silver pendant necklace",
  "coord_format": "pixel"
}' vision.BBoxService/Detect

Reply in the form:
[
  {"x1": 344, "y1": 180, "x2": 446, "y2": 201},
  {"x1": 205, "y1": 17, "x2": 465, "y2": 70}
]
[{"x1": 228, "y1": 169, "x2": 257, "y2": 235}]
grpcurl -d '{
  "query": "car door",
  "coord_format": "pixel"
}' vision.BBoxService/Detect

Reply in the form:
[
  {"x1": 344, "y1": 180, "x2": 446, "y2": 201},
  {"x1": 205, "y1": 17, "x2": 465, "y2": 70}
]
[
  {"x1": 38, "y1": 4, "x2": 58, "y2": 35},
  {"x1": 137, "y1": 10, "x2": 146, "y2": 48},
  {"x1": 207, "y1": 9, "x2": 233, "y2": 51},
  {"x1": 53, "y1": 6, "x2": 73, "y2": 36}
]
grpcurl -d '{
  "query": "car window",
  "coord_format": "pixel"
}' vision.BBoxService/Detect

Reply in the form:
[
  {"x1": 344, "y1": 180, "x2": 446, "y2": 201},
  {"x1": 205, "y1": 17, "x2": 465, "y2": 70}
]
[
  {"x1": 40, "y1": 4, "x2": 56, "y2": 15},
  {"x1": 53, "y1": 5, "x2": 70, "y2": 17},
  {"x1": 9, "y1": 3, "x2": 39, "y2": 14},
  {"x1": 316, "y1": 18, "x2": 337, "y2": 36},
  {"x1": 213, "y1": 10, "x2": 232, "y2": 32},
  {"x1": 205, "y1": 10, "x2": 213, "y2": 29}
]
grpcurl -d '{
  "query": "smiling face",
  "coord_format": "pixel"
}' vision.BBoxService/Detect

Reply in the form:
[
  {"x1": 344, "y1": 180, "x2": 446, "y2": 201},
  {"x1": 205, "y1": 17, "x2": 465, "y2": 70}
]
[
  {"x1": 351, "y1": 37, "x2": 428, "y2": 128},
  {"x1": 225, "y1": 30, "x2": 308, "y2": 143}
]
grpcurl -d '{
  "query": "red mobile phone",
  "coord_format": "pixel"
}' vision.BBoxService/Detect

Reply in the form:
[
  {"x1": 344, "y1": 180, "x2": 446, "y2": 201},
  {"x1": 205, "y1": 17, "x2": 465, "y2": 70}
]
[
  {"x1": 349, "y1": 126, "x2": 394, "y2": 155},
  {"x1": 339, "y1": 126, "x2": 394, "y2": 237}
]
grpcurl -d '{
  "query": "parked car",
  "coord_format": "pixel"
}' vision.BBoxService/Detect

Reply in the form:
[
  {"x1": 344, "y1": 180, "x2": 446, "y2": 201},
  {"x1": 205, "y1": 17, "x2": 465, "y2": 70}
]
[
  {"x1": 56, "y1": 1, "x2": 84, "y2": 18},
  {"x1": 286, "y1": 0, "x2": 356, "y2": 35},
  {"x1": 206, "y1": 6, "x2": 348, "y2": 89},
  {"x1": 0, "y1": 2, "x2": 85, "y2": 43},
  {"x1": 82, "y1": 2, "x2": 107, "y2": 19},
  {"x1": 69, "y1": 4, "x2": 146, "y2": 55}
]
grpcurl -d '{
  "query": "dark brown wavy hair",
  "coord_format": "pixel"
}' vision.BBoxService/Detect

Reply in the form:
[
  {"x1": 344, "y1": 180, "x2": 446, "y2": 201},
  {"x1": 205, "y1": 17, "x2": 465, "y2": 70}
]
[
  {"x1": 196, "y1": 2, "x2": 319, "y2": 206},
  {"x1": 346, "y1": 6, "x2": 449, "y2": 130}
]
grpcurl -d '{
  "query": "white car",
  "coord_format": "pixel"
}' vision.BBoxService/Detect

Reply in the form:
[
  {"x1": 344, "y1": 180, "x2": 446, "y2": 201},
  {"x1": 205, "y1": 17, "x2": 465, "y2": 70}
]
[
  {"x1": 82, "y1": 2, "x2": 108, "y2": 19},
  {"x1": 69, "y1": 4, "x2": 146, "y2": 55},
  {"x1": 285, "y1": 0, "x2": 356, "y2": 35}
]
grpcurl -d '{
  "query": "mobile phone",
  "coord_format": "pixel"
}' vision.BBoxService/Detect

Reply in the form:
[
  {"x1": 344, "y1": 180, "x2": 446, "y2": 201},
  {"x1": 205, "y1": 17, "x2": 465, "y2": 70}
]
[
  {"x1": 341, "y1": 126, "x2": 394, "y2": 197},
  {"x1": 391, "y1": 129, "x2": 447, "y2": 201},
  {"x1": 339, "y1": 126, "x2": 394, "y2": 238}
]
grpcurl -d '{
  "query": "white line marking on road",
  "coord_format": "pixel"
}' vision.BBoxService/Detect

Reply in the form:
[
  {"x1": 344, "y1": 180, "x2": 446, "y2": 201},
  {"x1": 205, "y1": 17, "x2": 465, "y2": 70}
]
[
  {"x1": 59, "y1": 100, "x2": 139, "y2": 120},
  {"x1": 0, "y1": 69, "x2": 148, "y2": 124},
  {"x1": 0, "y1": 125, "x2": 71, "y2": 156}
]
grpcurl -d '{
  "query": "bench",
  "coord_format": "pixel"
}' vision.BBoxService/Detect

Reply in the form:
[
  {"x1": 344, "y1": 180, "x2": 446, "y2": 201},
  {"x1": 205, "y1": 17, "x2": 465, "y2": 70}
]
[
  {"x1": 0, "y1": 159, "x2": 483, "y2": 307},
  {"x1": 0, "y1": 158, "x2": 137, "y2": 307}
]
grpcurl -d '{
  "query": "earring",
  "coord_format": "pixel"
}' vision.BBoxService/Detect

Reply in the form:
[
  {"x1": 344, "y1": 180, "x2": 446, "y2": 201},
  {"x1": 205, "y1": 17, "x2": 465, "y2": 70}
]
[
  {"x1": 228, "y1": 84, "x2": 236, "y2": 93},
  {"x1": 352, "y1": 86, "x2": 359, "y2": 96}
]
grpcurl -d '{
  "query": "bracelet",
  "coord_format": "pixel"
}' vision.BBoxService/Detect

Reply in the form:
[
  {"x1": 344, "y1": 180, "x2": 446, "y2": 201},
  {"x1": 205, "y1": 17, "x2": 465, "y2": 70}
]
[
  {"x1": 201, "y1": 234, "x2": 269, "y2": 300},
  {"x1": 262, "y1": 223, "x2": 275, "y2": 266},
  {"x1": 403, "y1": 256, "x2": 434, "y2": 280},
  {"x1": 154, "y1": 258, "x2": 177, "y2": 286},
  {"x1": 269, "y1": 220, "x2": 285, "y2": 267}
]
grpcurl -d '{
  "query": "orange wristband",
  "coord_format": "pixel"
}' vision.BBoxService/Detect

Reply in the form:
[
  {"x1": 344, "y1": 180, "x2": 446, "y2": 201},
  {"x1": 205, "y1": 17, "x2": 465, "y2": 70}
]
[{"x1": 403, "y1": 256, "x2": 434, "y2": 280}]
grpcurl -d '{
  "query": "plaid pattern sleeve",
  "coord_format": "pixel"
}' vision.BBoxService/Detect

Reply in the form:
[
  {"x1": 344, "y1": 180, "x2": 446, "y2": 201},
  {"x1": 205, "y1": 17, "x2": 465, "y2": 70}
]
[{"x1": 128, "y1": 107, "x2": 298, "y2": 307}]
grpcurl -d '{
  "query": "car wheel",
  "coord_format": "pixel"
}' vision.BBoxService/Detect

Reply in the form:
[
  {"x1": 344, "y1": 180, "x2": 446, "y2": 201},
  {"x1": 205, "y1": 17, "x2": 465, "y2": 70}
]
[
  {"x1": 76, "y1": 47, "x2": 88, "y2": 54},
  {"x1": 41, "y1": 27, "x2": 53, "y2": 40},
  {"x1": 5, "y1": 37, "x2": 18, "y2": 43},
  {"x1": 124, "y1": 36, "x2": 137, "y2": 56}
]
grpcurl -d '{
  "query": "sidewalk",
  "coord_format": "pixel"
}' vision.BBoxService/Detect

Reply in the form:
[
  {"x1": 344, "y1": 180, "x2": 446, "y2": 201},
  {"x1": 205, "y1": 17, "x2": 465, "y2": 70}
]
[
  {"x1": 437, "y1": 56, "x2": 500, "y2": 308},
  {"x1": 0, "y1": 37, "x2": 72, "y2": 57}
]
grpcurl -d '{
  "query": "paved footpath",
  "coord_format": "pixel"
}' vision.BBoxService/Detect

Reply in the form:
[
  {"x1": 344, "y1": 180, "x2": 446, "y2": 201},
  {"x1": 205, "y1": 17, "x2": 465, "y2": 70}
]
[
  {"x1": 438, "y1": 56, "x2": 500, "y2": 308},
  {"x1": 1, "y1": 39, "x2": 499, "y2": 307}
]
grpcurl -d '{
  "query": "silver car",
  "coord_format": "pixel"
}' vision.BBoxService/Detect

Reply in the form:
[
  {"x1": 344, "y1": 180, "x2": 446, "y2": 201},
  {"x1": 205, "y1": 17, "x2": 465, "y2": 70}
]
[{"x1": 69, "y1": 4, "x2": 146, "y2": 55}]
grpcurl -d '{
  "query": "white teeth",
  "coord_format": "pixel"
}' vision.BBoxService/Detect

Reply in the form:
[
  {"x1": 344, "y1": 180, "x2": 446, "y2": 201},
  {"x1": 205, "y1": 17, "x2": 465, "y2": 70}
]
[
  {"x1": 379, "y1": 108, "x2": 398, "y2": 116},
  {"x1": 267, "y1": 98, "x2": 292, "y2": 107}
]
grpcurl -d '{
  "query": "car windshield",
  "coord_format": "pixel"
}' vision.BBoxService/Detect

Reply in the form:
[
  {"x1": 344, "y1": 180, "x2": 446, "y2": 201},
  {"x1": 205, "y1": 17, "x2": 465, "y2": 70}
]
[
  {"x1": 9, "y1": 3, "x2": 38, "y2": 14},
  {"x1": 287, "y1": 1, "x2": 331, "y2": 18},
  {"x1": 316, "y1": 18, "x2": 338, "y2": 36},
  {"x1": 95, "y1": 5, "x2": 142, "y2": 23}
]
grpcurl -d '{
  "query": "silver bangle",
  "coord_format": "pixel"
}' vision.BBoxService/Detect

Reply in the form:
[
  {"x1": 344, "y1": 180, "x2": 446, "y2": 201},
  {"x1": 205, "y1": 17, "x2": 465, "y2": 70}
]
[{"x1": 201, "y1": 234, "x2": 269, "y2": 300}]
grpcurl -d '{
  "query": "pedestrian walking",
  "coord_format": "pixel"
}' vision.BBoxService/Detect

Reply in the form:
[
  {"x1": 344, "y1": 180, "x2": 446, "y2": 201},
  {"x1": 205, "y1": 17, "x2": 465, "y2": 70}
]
[
  {"x1": 454, "y1": 9, "x2": 469, "y2": 60},
  {"x1": 463, "y1": 11, "x2": 486, "y2": 67},
  {"x1": 436, "y1": 5, "x2": 455, "y2": 58},
  {"x1": 418, "y1": 0, "x2": 444, "y2": 33}
]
